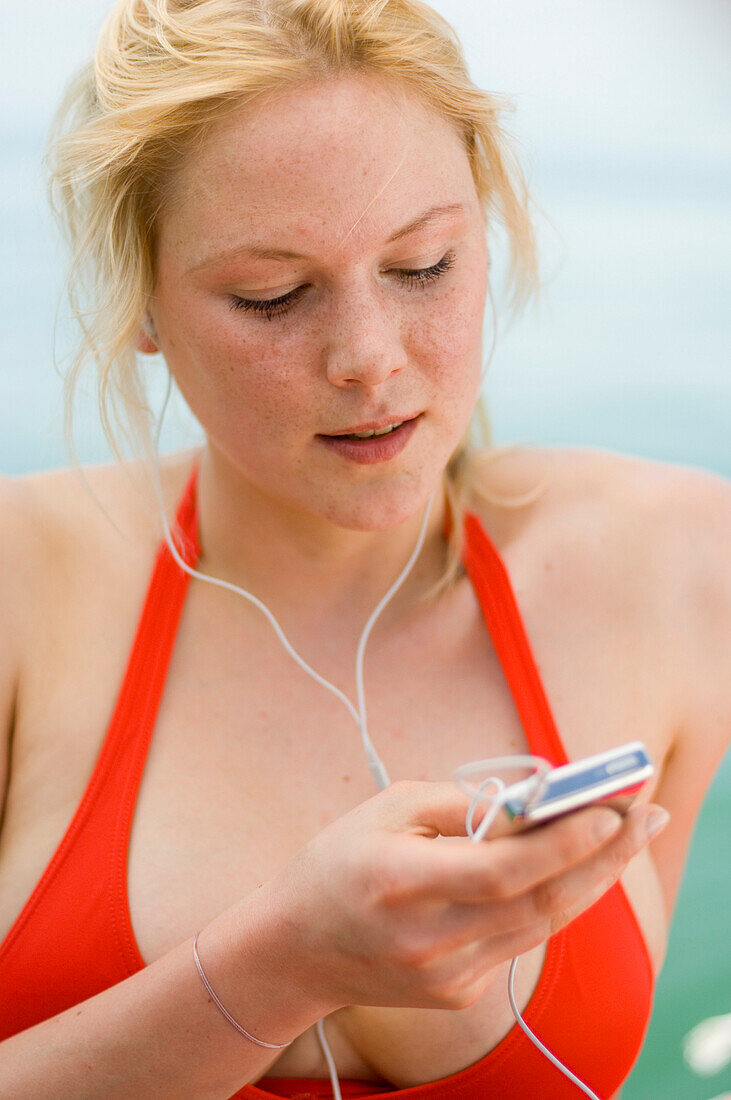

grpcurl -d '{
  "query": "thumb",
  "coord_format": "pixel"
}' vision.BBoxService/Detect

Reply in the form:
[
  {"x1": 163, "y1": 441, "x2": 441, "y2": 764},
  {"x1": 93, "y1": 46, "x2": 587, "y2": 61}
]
[{"x1": 380, "y1": 778, "x2": 488, "y2": 838}]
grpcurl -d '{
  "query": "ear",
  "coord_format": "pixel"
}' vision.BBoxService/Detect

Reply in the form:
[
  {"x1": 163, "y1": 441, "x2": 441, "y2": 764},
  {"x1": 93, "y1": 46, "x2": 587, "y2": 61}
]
[
  {"x1": 136, "y1": 330, "x2": 159, "y2": 354},
  {"x1": 136, "y1": 315, "x2": 159, "y2": 355}
]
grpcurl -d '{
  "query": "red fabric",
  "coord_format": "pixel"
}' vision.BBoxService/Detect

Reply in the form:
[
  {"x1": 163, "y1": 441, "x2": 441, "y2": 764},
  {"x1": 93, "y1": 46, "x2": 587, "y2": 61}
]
[{"x1": 0, "y1": 465, "x2": 654, "y2": 1098}]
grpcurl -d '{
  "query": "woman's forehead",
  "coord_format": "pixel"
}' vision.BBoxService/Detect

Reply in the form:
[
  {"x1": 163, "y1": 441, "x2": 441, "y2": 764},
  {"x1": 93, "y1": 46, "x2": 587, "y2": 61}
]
[{"x1": 161, "y1": 74, "x2": 475, "y2": 250}]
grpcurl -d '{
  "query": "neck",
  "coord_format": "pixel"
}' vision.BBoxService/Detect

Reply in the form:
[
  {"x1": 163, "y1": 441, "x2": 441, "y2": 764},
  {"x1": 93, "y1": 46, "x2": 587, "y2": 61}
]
[{"x1": 192, "y1": 444, "x2": 451, "y2": 636}]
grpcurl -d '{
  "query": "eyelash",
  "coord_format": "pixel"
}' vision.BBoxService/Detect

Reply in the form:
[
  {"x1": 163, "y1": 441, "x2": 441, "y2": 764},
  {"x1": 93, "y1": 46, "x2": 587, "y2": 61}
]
[{"x1": 228, "y1": 250, "x2": 457, "y2": 322}]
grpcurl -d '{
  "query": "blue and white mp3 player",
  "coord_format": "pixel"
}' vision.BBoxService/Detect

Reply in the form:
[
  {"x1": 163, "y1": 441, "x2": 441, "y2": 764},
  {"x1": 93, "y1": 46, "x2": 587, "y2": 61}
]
[{"x1": 503, "y1": 741, "x2": 654, "y2": 827}]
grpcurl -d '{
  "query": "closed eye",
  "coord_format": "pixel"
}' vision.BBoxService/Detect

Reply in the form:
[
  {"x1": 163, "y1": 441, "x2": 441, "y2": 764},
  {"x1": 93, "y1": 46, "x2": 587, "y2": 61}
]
[{"x1": 228, "y1": 250, "x2": 457, "y2": 322}]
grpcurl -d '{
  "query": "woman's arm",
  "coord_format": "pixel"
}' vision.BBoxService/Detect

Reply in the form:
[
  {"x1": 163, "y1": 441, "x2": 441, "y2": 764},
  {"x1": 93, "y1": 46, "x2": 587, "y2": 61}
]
[
  {"x1": 0, "y1": 890, "x2": 329, "y2": 1100},
  {"x1": 0, "y1": 477, "x2": 329, "y2": 1095},
  {"x1": 0, "y1": 475, "x2": 326, "y2": 1098},
  {"x1": 637, "y1": 463, "x2": 731, "y2": 920},
  {"x1": 0, "y1": 476, "x2": 27, "y2": 836}
]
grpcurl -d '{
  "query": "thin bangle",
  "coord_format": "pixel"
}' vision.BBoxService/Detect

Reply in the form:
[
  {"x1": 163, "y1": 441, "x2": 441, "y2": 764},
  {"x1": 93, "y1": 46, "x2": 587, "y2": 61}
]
[{"x1": 192, "y1": 931, "x2": 293, "y2": 1050}]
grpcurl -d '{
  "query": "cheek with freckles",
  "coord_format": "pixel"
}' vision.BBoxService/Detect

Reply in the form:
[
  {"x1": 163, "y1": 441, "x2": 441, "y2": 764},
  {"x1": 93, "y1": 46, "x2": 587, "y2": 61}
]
[
  {"x1": 404, "y1": 259, "x2": 488, "y2": 435},
  {"x1": 155, "y1": 277, "x2": 318, "y2": 456}
]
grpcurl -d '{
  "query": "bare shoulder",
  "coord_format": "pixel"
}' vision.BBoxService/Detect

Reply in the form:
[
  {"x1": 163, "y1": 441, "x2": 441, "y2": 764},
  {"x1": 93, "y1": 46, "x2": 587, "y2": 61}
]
[
  {"x1": 530, "y1": 444, "x2": 731, "y2": 737},
  {"x1": 0, "y1": 474, "x2": 41, "y2": 826},
  {"x1": 0, "y1": 447, "x2": 200, "y2": 707},
  {"x1": 0, "y1": 448, "x2": 200, "y2": 826},
  {"x1": 0, "y1": 446, "x2": 200, "y2": 638},
  {"x1": 0, "y1": 450, "x2": 169, "y2": 609},
  {"x1": 4, "y1": 447, "x2": 201, "y2": 559},
  {"x1": 0, "y1": 448, "x2": 200, "y2": 585},
  {"x1": 469, "y1": 442, "x2": 729, "y2": 591},
  {"x1": 468, "y1": 439, "x2": 728, "y2": 513},
  {"x1": 0, "y1": 467, "x2": 96, "y2": 828},
  {"x1": 469, "y1": 442, "x2": 730, "y2": 737}
]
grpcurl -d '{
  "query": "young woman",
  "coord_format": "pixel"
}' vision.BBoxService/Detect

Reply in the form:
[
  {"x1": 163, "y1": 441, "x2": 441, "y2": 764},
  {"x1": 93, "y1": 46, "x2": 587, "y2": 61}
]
[{"x1": 0, "y1": 1, "x2": 728, "y2": 1098}]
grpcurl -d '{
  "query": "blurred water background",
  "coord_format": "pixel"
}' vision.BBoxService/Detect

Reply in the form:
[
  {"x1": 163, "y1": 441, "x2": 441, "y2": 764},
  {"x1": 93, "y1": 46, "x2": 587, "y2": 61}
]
[{"x1": 1, "y1": 0, "x2": 729, "y2": 1095}]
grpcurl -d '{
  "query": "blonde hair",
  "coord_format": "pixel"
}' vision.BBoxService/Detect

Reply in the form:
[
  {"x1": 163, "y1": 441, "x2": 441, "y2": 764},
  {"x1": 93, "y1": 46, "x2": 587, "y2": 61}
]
[{"x1": 47, "y1": 0, "x2": 546, "y2": 585}]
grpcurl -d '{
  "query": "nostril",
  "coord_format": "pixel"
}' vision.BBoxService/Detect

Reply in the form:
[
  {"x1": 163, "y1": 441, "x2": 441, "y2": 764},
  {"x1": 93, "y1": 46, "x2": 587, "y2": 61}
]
[
  {"x1": 326, "y1": 366, "x2": 403, "y2": 388},
  {"x1": 324, "y1": 339, "x2": 408, "y2": 388}
]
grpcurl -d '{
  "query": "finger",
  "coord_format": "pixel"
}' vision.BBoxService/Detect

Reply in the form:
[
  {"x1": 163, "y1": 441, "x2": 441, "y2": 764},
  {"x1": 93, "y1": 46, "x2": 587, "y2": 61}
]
[
  {"x1": 422, "y1": 813, "x2": 645, "y2": 953},
  {"x1": 465, "y1": 868, "x2": 623, "y2": 978},
  {"x1": 516, "y1": 803, "x2": 665, "y2": 929},
  {"x1": 414, "y1": 866, "x2": 623, "y2": 1011},
  {"x1": 380, "y1": 779, "x2": 477, "y2": 838},
  {"x1": 402, "y1": 803, "x2": 663, "y2": 904}
]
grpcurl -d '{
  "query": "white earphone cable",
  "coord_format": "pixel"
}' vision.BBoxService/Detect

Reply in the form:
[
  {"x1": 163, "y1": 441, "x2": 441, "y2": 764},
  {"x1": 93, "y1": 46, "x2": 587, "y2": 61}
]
[
  {"x1": 459, "y1": 763, "x2": 603, "y2": 1100},
  {"x1": 507, "y1": 956, "x2": 600, "y2": 1098},
  {"x1": 151, "y1": 375, "x2": 429, "y2": 1095},
  {"x1": 151, "y1": 375, "x2": 431, "y2": 791},
  {"x1": 152, "y1": 372, "x2": 601, "y2": 1099},
  {"x1": 316, "y1": 1018, "x2": 343, "y2": 1100}
]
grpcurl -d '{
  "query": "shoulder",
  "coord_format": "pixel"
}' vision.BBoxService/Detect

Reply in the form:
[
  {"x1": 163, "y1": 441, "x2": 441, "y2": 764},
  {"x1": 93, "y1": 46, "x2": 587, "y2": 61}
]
[
  {"x1": 0, "y1": 449, "x2": 200, "y2": 819},
  {"x1": 469, "y1": 441, "x2": 730, "y2": 737},
  {"x1": 0, "y1": 448, "x2": 200, "y2": 825},
  {"x1": 468, "y1": 442, "x2": 728, "y2": 569},
  {"x1": 0, "y1": 447, "x2": 201, "y2": 663},
  {"x1": 2, "y1": 447, "x2": 200, "y2": 558}
]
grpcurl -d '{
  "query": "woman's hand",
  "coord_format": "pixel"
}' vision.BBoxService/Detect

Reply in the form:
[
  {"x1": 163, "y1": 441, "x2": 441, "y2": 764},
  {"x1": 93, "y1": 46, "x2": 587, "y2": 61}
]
[{"x1": 264, "y1": 780, "x2": 667, "y2": 1014}]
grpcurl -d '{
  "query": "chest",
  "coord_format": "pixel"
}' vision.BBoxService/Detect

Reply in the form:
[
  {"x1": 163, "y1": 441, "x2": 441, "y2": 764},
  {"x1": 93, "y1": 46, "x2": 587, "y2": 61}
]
[
  {"x1": 139, "y1": 602, "x2": 658, "y2": 876},
  {"x1": 1, "y1": 550, "x2": 671, "y2": 1085},
  {"x1": 138, "y1": 587, "x2": 668, "y2": 1085}
]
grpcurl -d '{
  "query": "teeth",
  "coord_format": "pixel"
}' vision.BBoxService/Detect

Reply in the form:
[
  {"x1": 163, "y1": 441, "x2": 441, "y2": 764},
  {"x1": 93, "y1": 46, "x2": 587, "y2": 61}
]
[{"x1": 348, "y1": 421, "x2": 404, "y2": 439}]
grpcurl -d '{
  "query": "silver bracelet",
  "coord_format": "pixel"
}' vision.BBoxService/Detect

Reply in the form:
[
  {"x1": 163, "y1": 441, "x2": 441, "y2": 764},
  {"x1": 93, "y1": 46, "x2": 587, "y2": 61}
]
[{"x1": 192, "y1": 931, "x2": 293, "y2": 1050}]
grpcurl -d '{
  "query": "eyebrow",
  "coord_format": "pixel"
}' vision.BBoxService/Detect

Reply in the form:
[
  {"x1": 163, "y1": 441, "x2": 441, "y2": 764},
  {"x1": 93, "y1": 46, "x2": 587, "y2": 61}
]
[{"x1": 191, "y1": 202, "x2": 467, "y2": 271}]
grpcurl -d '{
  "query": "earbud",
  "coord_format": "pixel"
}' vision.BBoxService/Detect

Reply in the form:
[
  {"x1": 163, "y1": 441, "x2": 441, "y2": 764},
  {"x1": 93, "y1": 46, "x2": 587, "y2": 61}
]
[{"x1": 139, "y1": 313, "x2": 159, "y2": 354}]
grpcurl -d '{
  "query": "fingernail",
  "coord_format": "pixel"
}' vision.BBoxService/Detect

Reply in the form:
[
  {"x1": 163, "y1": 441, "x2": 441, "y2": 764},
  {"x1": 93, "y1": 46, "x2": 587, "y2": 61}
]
[{"x1": 645, "y1": 808, "x2": 670, "y2": 838}]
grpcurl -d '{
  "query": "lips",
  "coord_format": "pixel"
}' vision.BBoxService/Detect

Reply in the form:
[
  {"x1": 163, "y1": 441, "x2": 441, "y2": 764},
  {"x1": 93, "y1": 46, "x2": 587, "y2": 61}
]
[
  {"x1": 316, "y1": 415, "x2": 421, "y2": 465},
  {"x1": 320, "y1": 413, "x2": 419, "y2": 438}
]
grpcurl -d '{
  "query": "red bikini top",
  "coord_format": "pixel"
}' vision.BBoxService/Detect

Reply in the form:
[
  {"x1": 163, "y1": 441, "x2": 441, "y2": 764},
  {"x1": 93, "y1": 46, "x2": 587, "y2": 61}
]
[{"x1": 0, "y1": 463, "x2": 654, "y2": 1098}]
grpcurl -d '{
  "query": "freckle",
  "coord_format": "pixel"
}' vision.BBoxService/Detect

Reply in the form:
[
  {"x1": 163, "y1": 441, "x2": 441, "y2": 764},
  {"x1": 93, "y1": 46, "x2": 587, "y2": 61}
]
[{"x1": 342, "y1": 774, "x2": 350, "y2": 782}]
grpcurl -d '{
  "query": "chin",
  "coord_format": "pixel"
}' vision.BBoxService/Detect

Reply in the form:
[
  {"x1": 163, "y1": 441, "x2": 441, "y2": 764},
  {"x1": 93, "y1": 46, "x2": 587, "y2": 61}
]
[{"x1": 315, "y1": 477, "x2": 441, "y2": 533}]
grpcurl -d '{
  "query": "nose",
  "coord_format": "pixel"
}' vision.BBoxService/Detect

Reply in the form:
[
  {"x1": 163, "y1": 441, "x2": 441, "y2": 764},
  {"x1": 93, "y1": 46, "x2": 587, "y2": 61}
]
[{"x1": 324, "y1": 289, "x2": 408, "y2": 389}]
